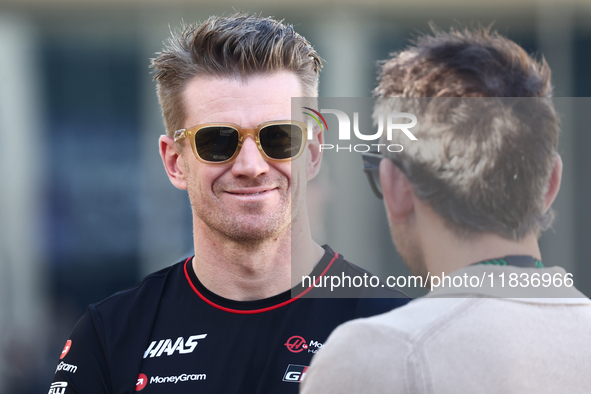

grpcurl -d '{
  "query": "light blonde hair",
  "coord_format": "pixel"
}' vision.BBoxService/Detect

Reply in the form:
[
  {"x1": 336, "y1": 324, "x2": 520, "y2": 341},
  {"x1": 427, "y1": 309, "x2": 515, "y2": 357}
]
[{"x1": 151, "y1": 13, "x2": 322, "y2": 137}]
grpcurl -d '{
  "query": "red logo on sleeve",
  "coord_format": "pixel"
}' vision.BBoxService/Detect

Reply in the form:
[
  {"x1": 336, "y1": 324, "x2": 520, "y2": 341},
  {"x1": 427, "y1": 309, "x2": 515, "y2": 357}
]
[
  {"x1": 136, "y1": 373, "x2": 148, "y2": 391},
  {"x1": 60, "y1": 340, "x2": 72, "y2": 360}
]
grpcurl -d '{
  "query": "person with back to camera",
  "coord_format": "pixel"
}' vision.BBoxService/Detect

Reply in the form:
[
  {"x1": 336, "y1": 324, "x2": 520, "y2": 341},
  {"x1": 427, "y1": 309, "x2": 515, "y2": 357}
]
[{"x1": 301, "y1": 26, "x2": 591, "y2": 394}]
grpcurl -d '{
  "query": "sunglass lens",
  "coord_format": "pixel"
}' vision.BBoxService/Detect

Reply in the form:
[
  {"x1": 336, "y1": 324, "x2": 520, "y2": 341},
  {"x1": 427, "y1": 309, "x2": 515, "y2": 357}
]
[
  {"x1": 259, "y1": 124, "x2": 303, "y2": 160},
  {"x1": 194, "y1": 126, "x2": 239, "y2": 162}
]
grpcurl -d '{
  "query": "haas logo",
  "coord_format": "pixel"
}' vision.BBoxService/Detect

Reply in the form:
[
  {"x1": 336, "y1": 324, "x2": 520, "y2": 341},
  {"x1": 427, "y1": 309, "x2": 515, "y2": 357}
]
[
  {"x1": 143, "y1": 334, "x2": 207, "y2": 358},
  {"x1": 284, "y1": 336, "x2": 308, "y2": 353}
]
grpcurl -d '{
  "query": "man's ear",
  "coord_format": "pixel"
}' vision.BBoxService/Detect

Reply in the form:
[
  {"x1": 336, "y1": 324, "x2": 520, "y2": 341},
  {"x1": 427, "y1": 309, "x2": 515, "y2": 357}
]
[
  {"x1": 159, "y1": 135, "x2": 188, "y2": 190},
  {"x1": 380, "y1": 158, "x2": 414, "y2": 224},
  {"x1": 544, "y1": 153, "x2": 563, "y2": 212},
  {"x1": 306, "y1": 125, "x2": 323, "y2": 181}
]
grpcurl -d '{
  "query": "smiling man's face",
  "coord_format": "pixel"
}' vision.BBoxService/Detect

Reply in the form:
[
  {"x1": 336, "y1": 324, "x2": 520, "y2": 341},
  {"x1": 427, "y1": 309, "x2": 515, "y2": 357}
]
[{"x1": 176, "y1": 71, "x2": 309, "y2": 243}]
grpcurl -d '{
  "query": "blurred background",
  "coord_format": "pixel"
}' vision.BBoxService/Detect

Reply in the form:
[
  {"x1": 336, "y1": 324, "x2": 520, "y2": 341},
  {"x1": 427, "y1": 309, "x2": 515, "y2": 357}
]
[{"x1": 0, "y1": 0, "x2": 590, "y2": 392}]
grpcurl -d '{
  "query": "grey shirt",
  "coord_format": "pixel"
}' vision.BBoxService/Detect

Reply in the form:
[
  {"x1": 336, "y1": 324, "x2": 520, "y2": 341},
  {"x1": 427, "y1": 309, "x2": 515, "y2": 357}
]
[{"x1": 301, "y1": 265, "x2": 591, "y2": 394}]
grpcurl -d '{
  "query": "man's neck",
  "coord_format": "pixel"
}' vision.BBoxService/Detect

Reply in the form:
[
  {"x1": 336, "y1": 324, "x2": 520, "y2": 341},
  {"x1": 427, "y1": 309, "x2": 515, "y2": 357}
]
[
  {"x1": 416, "y1": 203, "x2": 542, "y2": 278},
  {"x1": 190, "y1": 215, "x2": 324, "y2": 302}
]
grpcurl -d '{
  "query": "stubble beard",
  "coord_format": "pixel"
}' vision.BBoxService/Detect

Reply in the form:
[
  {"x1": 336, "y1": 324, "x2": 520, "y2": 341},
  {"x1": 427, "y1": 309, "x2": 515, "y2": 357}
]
[{"x1": 189, "y1": 175, "x2": 300, "y2": 246}]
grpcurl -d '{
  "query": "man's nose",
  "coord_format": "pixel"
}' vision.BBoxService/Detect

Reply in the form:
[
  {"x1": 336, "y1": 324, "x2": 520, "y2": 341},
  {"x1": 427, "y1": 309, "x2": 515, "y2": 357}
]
[{"x1": 231, "y1": 136, "x2": 270, "y2": 178}]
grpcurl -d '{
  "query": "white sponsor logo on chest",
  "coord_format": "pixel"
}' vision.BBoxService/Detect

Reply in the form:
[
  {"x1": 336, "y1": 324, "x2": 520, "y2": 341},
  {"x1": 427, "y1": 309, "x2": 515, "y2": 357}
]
[{"x1": 143, "y1": 334, "x2": 207, "y2": 358}]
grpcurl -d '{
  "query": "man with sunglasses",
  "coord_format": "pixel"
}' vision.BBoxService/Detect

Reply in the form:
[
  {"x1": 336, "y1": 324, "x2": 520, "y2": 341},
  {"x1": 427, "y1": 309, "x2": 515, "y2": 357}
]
[
  {"x1": 301, "y1": 27, "x2": 591, "y2": 393},
  {"x1": 50, "y1": 14, "x2": 408, "y2": 394}
]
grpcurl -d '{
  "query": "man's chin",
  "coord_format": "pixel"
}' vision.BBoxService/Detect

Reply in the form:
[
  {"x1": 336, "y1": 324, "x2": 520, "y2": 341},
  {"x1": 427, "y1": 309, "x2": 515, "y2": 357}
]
[
  {"x1": 194, "y1": 204, "x2": 292, "y2": 245},
  {"x1": 219, "y1": 229, "x2": 283, "y2": 245},
  {"x1": 209, "y1": 219, "x2": 290, "y2": 245}
]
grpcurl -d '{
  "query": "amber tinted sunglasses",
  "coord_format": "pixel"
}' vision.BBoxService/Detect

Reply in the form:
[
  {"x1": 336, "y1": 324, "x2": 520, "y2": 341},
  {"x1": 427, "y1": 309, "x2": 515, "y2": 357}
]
[{"x1": 174, "y1": 120, "x2": 307, "y2": 164}]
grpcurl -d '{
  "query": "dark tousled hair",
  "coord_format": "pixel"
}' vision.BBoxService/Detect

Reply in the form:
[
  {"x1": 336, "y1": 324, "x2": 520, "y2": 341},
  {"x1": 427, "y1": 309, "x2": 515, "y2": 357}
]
[{"x1": 375, "y1": 26, "x2": 558, "y2": 240}]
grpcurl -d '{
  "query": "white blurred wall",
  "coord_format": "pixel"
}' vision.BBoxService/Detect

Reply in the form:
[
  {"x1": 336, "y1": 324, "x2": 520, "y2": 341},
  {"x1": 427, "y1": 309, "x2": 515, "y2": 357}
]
[{"x1": 0, "y1": 13, "x2": 48, "y2": 391}]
